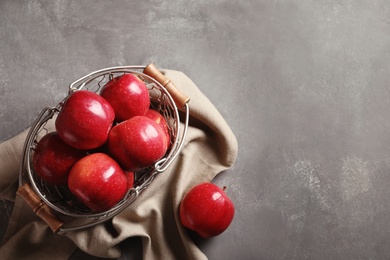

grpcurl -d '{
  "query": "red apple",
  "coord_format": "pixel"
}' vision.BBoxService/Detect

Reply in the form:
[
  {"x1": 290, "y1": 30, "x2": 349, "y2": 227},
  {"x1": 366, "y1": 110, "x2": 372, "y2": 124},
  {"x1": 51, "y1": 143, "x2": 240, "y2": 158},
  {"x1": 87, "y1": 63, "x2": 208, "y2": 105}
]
[
  {"x1": 179, "y1": 182, "x2": 235, "y2": 238},
  {"x1": 68, "y1": 153, "x2": 128, "y2": 212},
  {"x1": 126, "y1": 171, "x2": 135, "y2": 191},
  {"x1": 145, "y1": 109, "x2": 171, "y2": 148},
  {"x1": 55, "y1": 90, "x2": 115, "y2": 150},
  {"x1": 108, "y1": 116, "x2": 169, "y2": 172},
  {"x1": 100, "y1": 73, "x2": 150, "y2": 122},
  {"x1": 32, "y1": 132, "x2": 87, "y2": 186}
]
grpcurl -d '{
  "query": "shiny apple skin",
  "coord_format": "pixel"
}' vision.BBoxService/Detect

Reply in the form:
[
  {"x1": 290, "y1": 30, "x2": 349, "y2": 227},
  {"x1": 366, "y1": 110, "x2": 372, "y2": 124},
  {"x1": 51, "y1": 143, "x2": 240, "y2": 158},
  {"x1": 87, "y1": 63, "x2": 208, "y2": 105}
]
[
  {"x1": 126, "y1": 171, "x2": 135, "y2": 191},
  {"x1": 108, "y1": 116, "x2": 168, "y2": 172},
  {"x1": 68, "y1": 153, "x2": 128, "y2": 213},
  {"x1": 55, "y1": 90, "x2": 115, "y2": 150},
  {"x1": 32, "y1": 132, "x2": 87, "y2": 186},
  {"x1": 100, "y1": 73, "x2": 150, "y2": 122},
  {"x1": 144, "y1": 109, "x2": 171, "y2": 148},
  {"x1": 179, "y1": 183, "x2": 235, "y2": 238}
]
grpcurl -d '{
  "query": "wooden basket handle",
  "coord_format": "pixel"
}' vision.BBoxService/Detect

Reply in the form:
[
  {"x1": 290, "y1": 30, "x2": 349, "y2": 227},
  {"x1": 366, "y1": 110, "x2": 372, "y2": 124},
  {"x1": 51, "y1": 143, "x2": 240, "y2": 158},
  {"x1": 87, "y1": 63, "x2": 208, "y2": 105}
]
[
  {"x1": 17, "y1": 183, "x2": 64, "y2": 233},
  {"x1": 143, "y1": 63, "x2": 190, "y2": 108}
]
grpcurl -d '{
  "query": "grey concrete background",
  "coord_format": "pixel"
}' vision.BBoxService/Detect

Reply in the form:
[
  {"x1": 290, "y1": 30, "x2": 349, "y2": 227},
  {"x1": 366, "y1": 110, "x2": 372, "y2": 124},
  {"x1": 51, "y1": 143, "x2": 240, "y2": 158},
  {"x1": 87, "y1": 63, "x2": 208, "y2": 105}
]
[{"x1": 1, "y1": 0, "x2": 390, "y2": 259}]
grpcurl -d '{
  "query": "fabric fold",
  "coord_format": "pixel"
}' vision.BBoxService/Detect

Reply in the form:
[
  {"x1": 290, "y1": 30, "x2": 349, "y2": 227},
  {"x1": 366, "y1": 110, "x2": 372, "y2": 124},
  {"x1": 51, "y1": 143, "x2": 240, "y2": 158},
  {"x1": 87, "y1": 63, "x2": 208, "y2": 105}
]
[{"x1": 0, "y1": 69, "x2": 238, "y2": 260}]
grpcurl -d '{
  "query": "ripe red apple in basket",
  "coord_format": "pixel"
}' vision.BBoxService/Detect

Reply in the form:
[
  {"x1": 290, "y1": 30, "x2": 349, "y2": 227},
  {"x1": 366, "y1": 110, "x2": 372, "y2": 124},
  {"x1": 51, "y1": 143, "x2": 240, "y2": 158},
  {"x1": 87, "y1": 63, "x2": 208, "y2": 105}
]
[
  {"x1": 179, "y1": 183, "x2": 235, "y2": 238},
  {"x1": 55, "y1": 90, "x2": 115, "y2": 150},
  {"x1": 108, "y1": 116, "x2": 169, "y2": 172},
  {"x1": 68, "y1": 153, "x2": 128, "y2": 213},
  {"x1": 32, "y1": 132, "x2": 87, "y2": 186},
  {"x1": 126, "y1": 171, "x2": 135, "y2": 191},
  {"x1": 145, "y1": 109, "x2": 171, "y2": 148},
  {"x1": 100, "y1": 73, "x2": 150, "y2": 122}
]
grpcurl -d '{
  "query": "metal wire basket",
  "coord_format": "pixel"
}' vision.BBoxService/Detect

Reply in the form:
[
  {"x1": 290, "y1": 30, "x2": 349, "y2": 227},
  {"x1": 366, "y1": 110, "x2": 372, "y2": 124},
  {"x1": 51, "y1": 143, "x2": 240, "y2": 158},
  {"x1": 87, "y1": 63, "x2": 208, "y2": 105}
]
[{"x1": 17, "y1": 64, "x2": 190, "y2": 233}]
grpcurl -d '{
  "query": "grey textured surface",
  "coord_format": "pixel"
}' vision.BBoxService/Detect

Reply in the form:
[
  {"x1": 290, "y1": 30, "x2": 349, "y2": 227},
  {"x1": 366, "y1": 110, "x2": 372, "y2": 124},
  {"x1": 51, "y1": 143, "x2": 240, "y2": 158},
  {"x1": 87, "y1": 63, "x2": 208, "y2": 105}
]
[{"x1": 2, "y1": 0, "x2": 390, "y2": 259}]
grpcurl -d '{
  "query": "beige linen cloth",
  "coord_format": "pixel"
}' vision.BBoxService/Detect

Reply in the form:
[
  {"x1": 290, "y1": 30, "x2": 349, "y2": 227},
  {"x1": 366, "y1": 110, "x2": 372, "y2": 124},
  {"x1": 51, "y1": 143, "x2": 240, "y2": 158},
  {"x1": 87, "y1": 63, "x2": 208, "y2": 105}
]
[{"x1": 0, "y1": 69, "x2": 238, "y2": 260}]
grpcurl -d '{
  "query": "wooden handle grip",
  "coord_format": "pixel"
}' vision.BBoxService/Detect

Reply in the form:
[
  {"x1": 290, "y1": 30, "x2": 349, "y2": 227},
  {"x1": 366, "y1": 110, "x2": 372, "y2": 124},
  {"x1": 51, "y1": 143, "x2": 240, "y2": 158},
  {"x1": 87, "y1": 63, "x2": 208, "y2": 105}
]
[
  {"x1": 17, "y1": 184, "x2": 64, "y2": 233},
  {"x1": 143, "y1": 63, "x2": 190, "y2": 108}
]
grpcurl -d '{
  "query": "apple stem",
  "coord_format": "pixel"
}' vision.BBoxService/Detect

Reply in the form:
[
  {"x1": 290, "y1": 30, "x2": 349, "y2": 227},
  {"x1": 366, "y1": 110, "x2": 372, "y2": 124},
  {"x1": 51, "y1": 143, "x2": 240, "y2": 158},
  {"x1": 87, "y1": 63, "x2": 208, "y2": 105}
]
[{"x1": 223, "y1": 186, "x2": 227, "y2": 191}]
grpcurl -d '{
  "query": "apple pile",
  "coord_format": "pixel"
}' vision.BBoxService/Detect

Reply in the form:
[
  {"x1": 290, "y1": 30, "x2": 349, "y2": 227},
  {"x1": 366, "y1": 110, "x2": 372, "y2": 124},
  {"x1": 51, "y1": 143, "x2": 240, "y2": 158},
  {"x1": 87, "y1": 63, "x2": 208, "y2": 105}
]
[{"x1": 32, "y1": 73, "x2": 170, "y2": 213}]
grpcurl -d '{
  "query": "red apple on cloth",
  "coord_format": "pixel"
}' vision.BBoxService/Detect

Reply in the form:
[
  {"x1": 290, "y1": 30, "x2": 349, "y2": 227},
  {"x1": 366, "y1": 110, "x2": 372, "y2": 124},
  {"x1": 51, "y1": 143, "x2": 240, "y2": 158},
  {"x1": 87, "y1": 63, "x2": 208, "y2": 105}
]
[
  {"x1": 55, "y1": 90, "x2": 115, "y2": 150},
  {"x1": 100, "y1": 73, "x2": 150, "y2": 122},
  {"x1": 179, "y1": 182, "x2": 235, "y2": 238},
  {"x1": 32, "y1": 132, "x2": 87, "y2": 186},
  {"x1": 68, "y1": 153, "x2": 128, "y2": 212},
  {"x1": 108, "y1": 116, "x2": 169, "y2": 172},
  {"x1": 145, "y1": 109, "x2": 171, "y2": 148}
]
